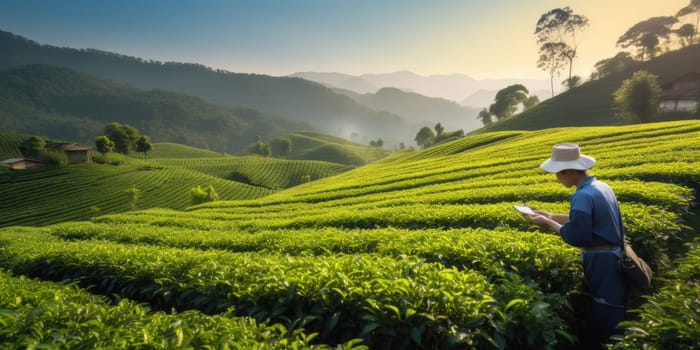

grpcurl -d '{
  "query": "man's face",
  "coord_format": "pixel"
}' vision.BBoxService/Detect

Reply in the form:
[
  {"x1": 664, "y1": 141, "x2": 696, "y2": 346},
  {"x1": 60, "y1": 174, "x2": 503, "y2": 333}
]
[{"x1": 556, "y1": 169, "x2": 578, "y2": 188}]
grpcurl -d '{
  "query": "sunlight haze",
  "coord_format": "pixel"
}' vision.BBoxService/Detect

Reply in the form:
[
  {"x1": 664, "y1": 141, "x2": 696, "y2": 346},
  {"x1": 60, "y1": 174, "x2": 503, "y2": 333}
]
[{"x1": 0, "y1": 0, "x2": 691, "y2": 79}]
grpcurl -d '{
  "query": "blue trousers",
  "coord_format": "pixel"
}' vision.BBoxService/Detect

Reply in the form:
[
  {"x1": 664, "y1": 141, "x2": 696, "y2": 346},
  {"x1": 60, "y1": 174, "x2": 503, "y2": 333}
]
[{"x1": 581, "y1": 249, "x2": 626, "y2": 349}]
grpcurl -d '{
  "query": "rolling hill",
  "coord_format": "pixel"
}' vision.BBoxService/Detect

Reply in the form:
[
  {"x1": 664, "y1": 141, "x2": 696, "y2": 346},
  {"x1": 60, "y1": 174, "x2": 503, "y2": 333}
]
[
  {"x1": 332, "y1": 87, "x2": 483, "y2": 132},
  {"x1": 0, "y1": 29, "x2": 414, "y2": 144},
  {"x1": 285, "y1": 131, "x2": 391, "y2": 166},
  {"x1": 481, "y1": 44, "x2": 700, "y2": 132},
  {"x1": 0, "y1": 121, "x2": 698, "y2": 348},
  {"x1": 0, "y1": 64, "x2": 310, "y2": 153}
]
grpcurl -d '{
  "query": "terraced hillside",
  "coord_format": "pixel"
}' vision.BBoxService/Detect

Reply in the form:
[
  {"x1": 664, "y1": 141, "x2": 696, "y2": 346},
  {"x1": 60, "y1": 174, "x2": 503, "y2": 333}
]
[
  {"x1": 1, "y1": 121, "x2": 699, "y2": 349},
  {"x1": 0, "y1": 140, "x2": 355, "y2": 227}
]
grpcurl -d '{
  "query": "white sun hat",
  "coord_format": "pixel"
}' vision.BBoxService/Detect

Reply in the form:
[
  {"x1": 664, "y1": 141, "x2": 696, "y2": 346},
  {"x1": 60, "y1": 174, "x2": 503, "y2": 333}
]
[{"x1": 539, "y1": 143, "x2": 596, "y2": 173}]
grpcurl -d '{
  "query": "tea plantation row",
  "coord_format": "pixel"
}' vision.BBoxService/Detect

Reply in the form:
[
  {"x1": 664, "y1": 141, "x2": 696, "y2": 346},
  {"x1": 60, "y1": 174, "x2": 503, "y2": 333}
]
[{"x1": 0, "y1": 121, "x2": 698, "y2": 348}]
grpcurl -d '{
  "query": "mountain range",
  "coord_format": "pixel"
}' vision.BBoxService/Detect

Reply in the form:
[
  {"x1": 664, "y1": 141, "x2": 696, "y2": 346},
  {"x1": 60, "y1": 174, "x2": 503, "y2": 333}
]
[
  {"x1": 289, "y1": 70, "x2": 553, "y2": 107},
  {"x1": 0, "y1": 30, "x2": 413, "y2": 146}
]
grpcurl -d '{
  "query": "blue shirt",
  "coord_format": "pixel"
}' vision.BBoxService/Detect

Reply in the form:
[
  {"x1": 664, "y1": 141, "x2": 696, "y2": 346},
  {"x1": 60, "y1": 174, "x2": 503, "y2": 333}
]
[{"x1": 560, "y1": 176, "x2": 624, "y2": 247}]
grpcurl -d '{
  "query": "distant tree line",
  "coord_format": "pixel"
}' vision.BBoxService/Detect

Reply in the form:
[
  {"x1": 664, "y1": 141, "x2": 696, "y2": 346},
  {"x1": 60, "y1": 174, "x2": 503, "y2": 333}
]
[
  {"x1": 414, "y1": 123, "x2": 464, "y2": 149},
  {"x1": 248, "y1": 136, "x2": 292, "y2": 158},
  {"x1": 95, "y1": 122, "x2": 152, "y2": 159}
]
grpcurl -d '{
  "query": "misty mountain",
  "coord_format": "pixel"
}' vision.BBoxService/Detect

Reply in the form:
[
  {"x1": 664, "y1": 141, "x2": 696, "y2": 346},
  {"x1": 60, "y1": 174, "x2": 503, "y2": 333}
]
[
  {"x1": 292, "y1": 71, "x2": 553, "y2": 104},
  {"x1": 0, "y1": 64, "x2": 309, "y2": 153},
  {"x1": 333, "y1": 87, "x2": 483, "y2": 133},
  {"x1": 0, "y1": 29, "x2": 413, "y2": 145}
]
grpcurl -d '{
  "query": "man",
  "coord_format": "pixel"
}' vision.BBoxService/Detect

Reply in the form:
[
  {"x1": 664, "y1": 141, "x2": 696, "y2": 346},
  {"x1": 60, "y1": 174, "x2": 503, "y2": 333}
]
[{"x1": 529, "y1": 143, "x2": 625, "y2": 350}]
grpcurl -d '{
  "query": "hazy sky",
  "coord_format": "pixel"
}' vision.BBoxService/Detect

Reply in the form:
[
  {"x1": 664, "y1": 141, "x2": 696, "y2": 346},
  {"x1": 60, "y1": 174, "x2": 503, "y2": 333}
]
[{"x1": 0, "y1": 0, "x2": 692, "y2": 79}]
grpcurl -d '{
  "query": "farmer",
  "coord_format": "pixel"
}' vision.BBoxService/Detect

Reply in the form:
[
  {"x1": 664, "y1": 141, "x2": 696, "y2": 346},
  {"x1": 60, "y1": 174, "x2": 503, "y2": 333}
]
[{"x1": 528, "y1": 143, "x2": 625, "y2": 350}]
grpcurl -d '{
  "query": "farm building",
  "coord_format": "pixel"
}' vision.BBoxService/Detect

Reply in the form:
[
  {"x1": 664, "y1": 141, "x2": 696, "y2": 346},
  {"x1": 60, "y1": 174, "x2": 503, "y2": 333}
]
[
  {"x1": 45, "y1": 142, "x2": 93, "y2": 164},
  {"x1": 0, "y1": 158, "x2": 43, "y2": 170},
  {"x1": 659, "y1": 72, "x2": 700, "y2": 112}
]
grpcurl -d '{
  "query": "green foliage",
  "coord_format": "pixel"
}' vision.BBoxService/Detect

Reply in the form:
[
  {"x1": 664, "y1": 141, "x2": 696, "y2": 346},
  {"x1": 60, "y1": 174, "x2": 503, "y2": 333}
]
[
  {"x1": 489, "y1": 84, "x2": 530, "y2": 120},
  {"x1": 414, "y1": 127, "x2": 435, "y2": 149},
  {"x1": 42, "y1": 150, "x2": 67, "y2": 166},
  {"x1": 286, "y1": 131, "x2": 388, "y2": 165},
  {"x1": 19, "y1": 136, "x2": 45, "y2": 159},
  {"x1": 613, "y1": 237, "x2": 700, "y2": 349},
  {"x1": 0, "y1": 270, "x2": 348, "y2": 349},
  {"x1": 124, "y1": 184, "x2": 141, "y2": 210},
  {"x1": 614, "y1": 70, "x2": 662, "y2": 122},
  {"x1": 0, "y1": 31, "x2": 412, "y2": 150},
  {"x1": 0, "y1": 121, "x2": 699, "y2": 349},
  {"x1": 95, "y1": 135, "x2": 114, "y2": 155},
  {"x1": 270, "y1": 137, "x2": 292, "y2": 157},
  {"x1": 135, "y1": 135, "x2": 152, "y2": 158},
  {"x1": 148, "y1": 142, "x2": 226, "y2": 158},
  {"x1": 190, "y1": 185, "x2": 219, "y2": 206},
  {"x1": 249, "y1": 140, "x2": 272, "y2": 157},
  {"x1": 0, "y1": 134, "x2": 28, "y2": 160},
  {"x1": 482, "y1": 44, "x2": 700, "y2": 132},
  {"x1": 0, "y1": 64, "x2": 302, "y2": 155},
  {"x1": 105, "y1": 122, "x2": 140, "y2": 154}
]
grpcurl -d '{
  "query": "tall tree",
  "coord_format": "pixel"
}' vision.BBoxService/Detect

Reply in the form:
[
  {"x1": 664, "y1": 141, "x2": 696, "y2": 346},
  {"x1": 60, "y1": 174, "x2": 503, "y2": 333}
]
[
  {"x1": 489, "y1": 84, "x2": 529, "y2": 120},
  {"x1": 617, "y1": 17, "x2": 678, "y2": 61},
  {"x1": 414, "y1": 127, "x2": 435, "y2": 149},
  {"x1": 677, "y1": 0, "x2": 700, "y2": 44},
  {"x1": 613, "y1": 70, "x2": 662, "y2": 122},
  {"x1": 674, "y1": 23, "x2": 696, "y2": 47},
  {"x1": 104, "y1": 122, "x2": 140, "y2": 154},
  {"x1": 135, "y1": 136, "x2": 153, "y2": 158},
  {"x1": 434, "y1": 123, "x2": 444, "y2": 136},
  {"x1": 477, "y1": 108, "x2": 493, "y2": 126},
  {"x1": 537, "y1": 42, "x2": 568, "y2": 97},
  {"x1": 248, "y1": 140, "x2": 271, "y2": 157},
  {"x1": 95, "y1": 135, "x2": 114, "y2": 156},
  {"x1": 535, "y1": 7, "x2": 589, "y2": 83}
]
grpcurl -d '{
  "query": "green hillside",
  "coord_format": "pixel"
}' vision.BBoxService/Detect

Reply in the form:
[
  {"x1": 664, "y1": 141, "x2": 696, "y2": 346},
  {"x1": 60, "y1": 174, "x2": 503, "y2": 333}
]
[
  {"x1": 0, "y1": 29, "x2": 413, "y2": 144},
  {"x1": 0, "y1": 64, "x2": 309, "y2": 153},
  {"x1": 1, "y1": 121, "x2": 698, "y2": 348},
  {"x1": 0, "y1": 133, "x2": 27, "y2": 160},
  {"x1": 154, "y1": 157, "x2": 353, "y2": 190},
  {"x1": 286, "y1": 131, "x2": 390, "y2": 165},
  {"x1": 148, "y1": 142, "x2": 227, "y2": 159},
  {"x1": 481, "y1": 44, "x2": 700, "y2": 132},
  {"x1": 0, "y1": 135, "x2": 356, "y2": 227}
]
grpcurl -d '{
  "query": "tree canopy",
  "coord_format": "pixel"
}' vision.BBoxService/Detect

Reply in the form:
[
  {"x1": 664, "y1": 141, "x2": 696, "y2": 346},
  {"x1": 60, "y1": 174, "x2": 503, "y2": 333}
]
[
  {"x1": 104, "y1": 122, "x2": 141, "y2": 154},
  {"x1": 591, "y1": 52, "x2": 635, "y2": 80},
  {"x1": 613, "y1": 70, "x2": 662, "y2": 122},
  {"x1": 617, "y1": 17, "x2": 678, "y2": 61},
  {"x1": 677, "y1": 0, "x2": 700, "y2": 45},
  {"x1": 414, "y1": 127, "x2": 435, "y2": 149},
  {"x1": 489, "y1": 84, "x2": 530, "y2": 121},
  {"x1": 535, "y1": 7, "x2": 589, "y2": 89},
  {"x1": 135, "y1": 136, "x2": 153, "y2": 158},
  {"x1": 95, "y1": 135, "x2": 114, "y2": 155}
]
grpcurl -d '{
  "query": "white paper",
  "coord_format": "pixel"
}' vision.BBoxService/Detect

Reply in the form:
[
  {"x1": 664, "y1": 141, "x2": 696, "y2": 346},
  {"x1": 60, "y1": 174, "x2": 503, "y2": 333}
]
[{"x1": 513, "y1": 204, "x2": 535, "y2": 215}]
